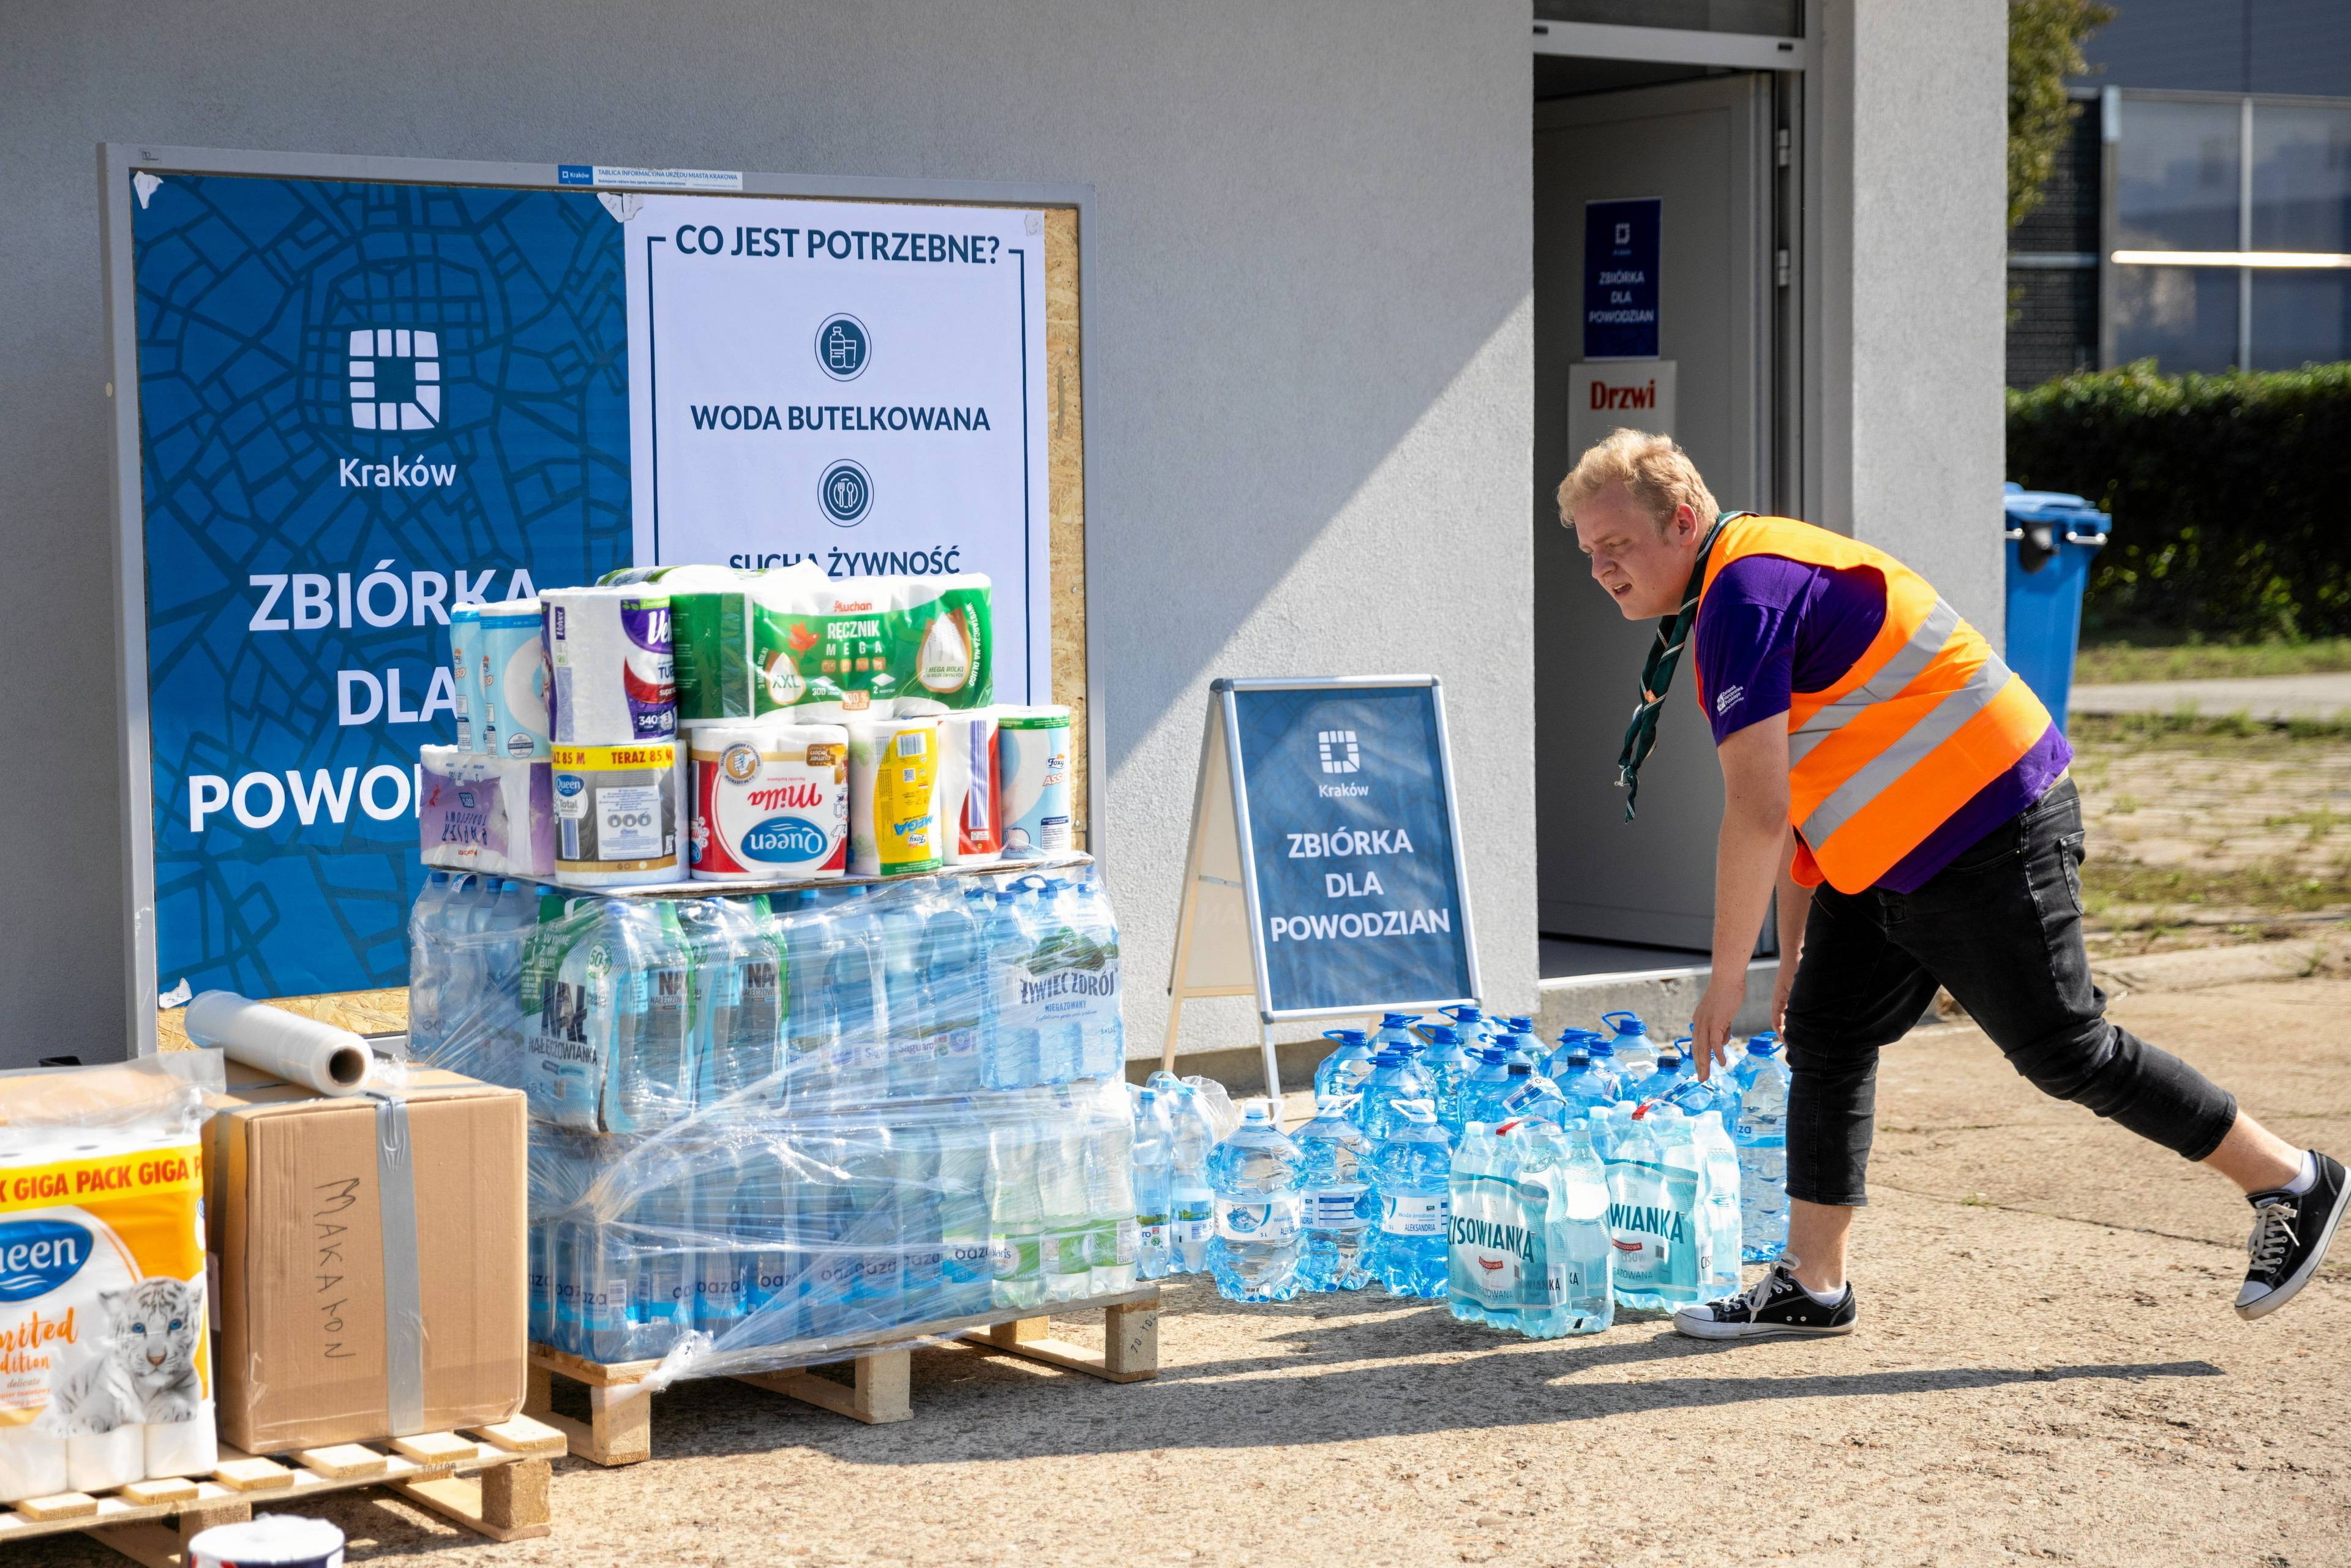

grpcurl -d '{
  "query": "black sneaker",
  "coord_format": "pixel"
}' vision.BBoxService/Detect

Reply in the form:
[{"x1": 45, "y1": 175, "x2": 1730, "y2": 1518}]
[
  {"x1": 1673, "y1": 1263, "x2": 1857, "y2": 1340},
  {"x1": 2236, "y1": 1151, "x2": 2348, "y2": 1321}
]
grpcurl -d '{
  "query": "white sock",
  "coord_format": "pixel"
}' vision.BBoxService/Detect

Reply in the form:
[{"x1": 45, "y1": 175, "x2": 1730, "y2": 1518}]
[
  {"x1": 2284, "y1": 1150, "x2": 2319, "y2": 1196},
  {"x1": 1799, "y1": 1279, "x2": 1845, "y2": 1306}
]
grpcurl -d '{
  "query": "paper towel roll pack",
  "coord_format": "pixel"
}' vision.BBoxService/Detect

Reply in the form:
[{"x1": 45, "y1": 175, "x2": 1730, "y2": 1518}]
[
  {"x1": 847, "y1": 716, "x2": 943, "y2": 876},
  {"x1": 418, "y1": 746, "x2": 554, "y2": 879},
  {"x1": 689, "y1": 722, "x2": 849, "y2": 880},
  {"x1": 544, "y1": 586, "x2": 675, "y2": 744},
  {"x1": 598, "y1": 563, "x2": 993, "y2": 723},
  {"x1": 551, "y1": 740, "x2": 681, "y2": 887},
  {"x1": 473, "y1": 598, "x2": 552, "y2": 759},
  {"x1": 999, "y1": 705, "x2": 1073, "y2": 858}
]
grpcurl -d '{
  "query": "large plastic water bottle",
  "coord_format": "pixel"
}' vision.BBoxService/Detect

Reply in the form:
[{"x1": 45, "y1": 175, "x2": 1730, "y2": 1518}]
[
  {"x1": 1293, "y1": 1095, "x2": 1372, "y2": 1291},
  {"x1": 1729, "y1": 1035, "x2": 1791, "y2": 1261},
  {"x1": 988, "y1": 1107, "x2": 1046, "y2": 1310},
  {"x1": 1687, "y1": 1106, "x2": 1744, "y2": 1297},
  {"x1": 1367, "y1": 1099, "x2": 1452, "y2": 1299},
  {"x1": 895, "y1": 1122, "x2": 950, "y2": 1324},
  {"x1": 1551, "y1": 1048, "x2": 1616, "y2": 1120},
  {"x1": 1496, "y1": 1063, "x2": 1570, "y2": 1128},
  {"x1": 731, "y1": 1140, "x2": 799, "y2": 1346},
  {"x1": 1417, "y1": 1026, "x2": 1478, "y2": 1133},
  {"x1": 1370, "y1": 1013, "x2": 1423, "y2": 1055},
  {"x1": 1354, "y1": 1046, "x2": 1436, "y2": 1140},
  {"x1": 920, "y1": 885, "x2": 988, "y2": 1093},
  {"x1": 408, "y1": 870, "x2": 455, "y2": 1053},
  {"x1": 1602, "y1": 1011, "x2": 1659, "y2": 1084},
  {"x1": 1313, "y1": 1029, "x2": 1377, "y2": 1105},
  {"x1": 1534, "y1": 1120, "x2": 1616, "y2": 1337},
  {"x1": 1630, "y1": 1046, "x2": 1689, "y2": 1106},
  {"x1": 1085, "y1": 1091, "x2": 1139, "y2": 1294},
  {"x1": 1205, "y1": 1103, "x2": 1305, "y2": 1302},
  {"x1": 822, "y1": 885, "x2": 893, "y2": 1090},
  {"x1": 1438, "y1": 1005, "x2": 1499, "y2": 1050},
  {"x1": 1455, "y1": 1048, "x2": 1515, "y2": 1135},
  {"x1": 1037, "y1": 1092, "x2": 1093, "y2": 1302},
  {"x1": 1447, "y1": 1122, "x2": 1512, "y2": 1327},
  {"x1": 1168, "y1": 1087, "x2": 1217, "y2": 1274},
  {"x1": 1131, "y1": 1088, "x2": 1176, "y2": 1280},
  {"x1": 872, "y1": 886, "x2": 934, "y2": 1098},
  {"x1": 977, "y1": 887, "x2": 1039, "y2": 1090},
  {"x1": 843, "y1": 1125, "x2": 905, "y2": 1330},
  {"x1": 1648, "y1": 1105, "x2": 1711, "y2": 1309},
  {"x1": 1605, "y1": 1103, "x2": 1679, "y2": 1310},
  {"x1": 937, "y1": 1112, "x2": 996, "y2": 1315}
]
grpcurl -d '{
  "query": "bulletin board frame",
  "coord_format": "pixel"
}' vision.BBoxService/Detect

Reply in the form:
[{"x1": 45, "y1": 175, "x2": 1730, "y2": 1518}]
[{"x1": 99, "y1": 142, "x2": 1099, "y2": 1055}]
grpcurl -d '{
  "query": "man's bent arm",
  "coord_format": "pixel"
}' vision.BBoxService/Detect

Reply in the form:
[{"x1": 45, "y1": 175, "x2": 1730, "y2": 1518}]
[{"x1": 1690, "y1": 717, "x2": 1793, "y2": 1075}]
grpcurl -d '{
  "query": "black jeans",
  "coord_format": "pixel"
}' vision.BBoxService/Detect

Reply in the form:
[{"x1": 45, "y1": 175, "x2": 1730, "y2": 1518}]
[{"x1": 1782, "y1": 777, "x2": 2239, "y2": 1207}]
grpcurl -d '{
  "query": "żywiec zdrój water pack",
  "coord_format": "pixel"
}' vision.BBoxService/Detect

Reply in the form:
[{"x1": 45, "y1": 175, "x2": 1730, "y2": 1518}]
[
  {"x1": 1205, "y1": 1103, "x2": 1305, "y2": 1302},
  {"x1": 1367, "y1": 1098, "x2": 1452, "y2": 1299},
  {"x1": 1294, "y1": 1095, "x2": 1373, "y2": 1291},
  {"x1": 1730, "y1": 1033, "x2": 1791, "y2": 1261},
  {"x1": 413, "y1": 862, "x2": 1141, "y2": 1384}
]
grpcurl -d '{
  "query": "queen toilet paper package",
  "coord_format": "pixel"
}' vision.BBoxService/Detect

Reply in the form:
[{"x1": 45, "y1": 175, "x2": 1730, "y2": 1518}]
[
  {"x1": 998, "y1": 705, "x2": 1073, "y2": 858},
  {"x1": 847, "y1": 716, "x2": 942, "y2": 876},
  {"x1": 0, "y1": 1062, "x2": 216, "y2": 1502},
  {"x1": 551, "y1": 741, "x2": 681, "y2": 887},
  {"x1": 449, "y1": 604, "x2": 481, "y2": 752},
  {"x1": 419, "y1": 748, "x2": 554, "y2": 879},
  {"x1": 690, "y1": 723, "x2": 849, "y2": 880},
  {"x1": 544, "y1": 587, "x2": 675, "y2": 744},
  {"x1": 936, "y1": 708, "x2": 1003, "y2": 865},
  {"x1": 473, "y1": 599, "x2": 552, "y2": 759}
]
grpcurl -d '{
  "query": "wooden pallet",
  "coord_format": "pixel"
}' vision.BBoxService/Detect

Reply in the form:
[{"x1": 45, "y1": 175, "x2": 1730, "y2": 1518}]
[
  {"x1": 527, "y1": 1285, "x2": 1160, "y2": 1465},
  {"x1": 0, "y1": 1417, "x2": 566, "y2": 1565}
]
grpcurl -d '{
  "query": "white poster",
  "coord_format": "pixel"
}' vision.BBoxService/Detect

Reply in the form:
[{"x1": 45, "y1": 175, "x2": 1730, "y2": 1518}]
[
  {"x1": 624, "y1": 194, "x2": 1052, "y2": 703},
  {"x1": 1567, "y1": 359, "x2": 1676, "y2": 462}
]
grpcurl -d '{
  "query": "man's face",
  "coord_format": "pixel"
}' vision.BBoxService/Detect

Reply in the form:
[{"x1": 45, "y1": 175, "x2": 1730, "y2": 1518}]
[{"x1": 1573, "y1": 483, "x2": 1700, "y2": 620}]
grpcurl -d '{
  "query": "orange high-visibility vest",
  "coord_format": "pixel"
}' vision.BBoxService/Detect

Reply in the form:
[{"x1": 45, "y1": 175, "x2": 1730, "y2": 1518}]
[{"x1": 1693, "y1": 515, "x2": 2055, "y2": 893}]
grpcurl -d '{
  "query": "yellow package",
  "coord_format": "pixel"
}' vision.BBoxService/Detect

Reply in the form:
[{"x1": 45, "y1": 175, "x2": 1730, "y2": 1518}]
[{"x1": 0, "y1": 1131, "x2": 214, "y2": 1500}]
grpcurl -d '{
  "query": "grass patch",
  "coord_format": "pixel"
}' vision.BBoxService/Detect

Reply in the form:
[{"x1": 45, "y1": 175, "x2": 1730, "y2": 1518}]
[
  {"x1": 2082, "y1": 855, "x2": 2351, "y2": 926},
  {"x1": 2068, "y1": 710, "x2": 2351, "y2": 753},
  {"x1": 2074, "y1": 637, "x2": 2351, "y2": 685}
]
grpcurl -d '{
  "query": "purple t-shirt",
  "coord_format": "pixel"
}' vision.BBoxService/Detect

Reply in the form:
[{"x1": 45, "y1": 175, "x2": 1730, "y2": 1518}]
[{"x1": 1694, "y1": 554, "x2": 2071, "y2": 892}]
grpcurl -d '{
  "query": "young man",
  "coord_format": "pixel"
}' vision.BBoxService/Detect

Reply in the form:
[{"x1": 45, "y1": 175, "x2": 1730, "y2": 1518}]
[{"x1": 1556, "y1": 428, "x2": 2346, "y2": 1338}]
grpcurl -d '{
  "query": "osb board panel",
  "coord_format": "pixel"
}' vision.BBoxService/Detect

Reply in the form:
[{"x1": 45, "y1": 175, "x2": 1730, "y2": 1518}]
[
  {"x1": 162, "y1": 197, "x2": 1088, "y2": 1045},
  {"x1": 157, "y1": 989, "x2": 411, "y2": 1050},
  {"x1": 1044, "y1": 204, "x2": 1089, "y2": 849}
]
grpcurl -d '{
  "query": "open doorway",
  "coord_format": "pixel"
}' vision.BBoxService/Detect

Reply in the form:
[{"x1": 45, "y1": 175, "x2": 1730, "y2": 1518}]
[{"x1": 1532, "y1": 56, "x2": 1798, "y2": 981}]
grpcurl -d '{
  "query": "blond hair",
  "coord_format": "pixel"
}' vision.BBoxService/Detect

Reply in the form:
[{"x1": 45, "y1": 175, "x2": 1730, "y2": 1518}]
[{"x1": 1555, "y1": 429, "x2": 1718, "y2": 531}]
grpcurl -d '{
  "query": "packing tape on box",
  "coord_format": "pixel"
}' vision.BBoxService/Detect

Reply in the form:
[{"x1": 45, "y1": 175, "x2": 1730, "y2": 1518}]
[{"x1": 370, "y1": 1089, "x2": 426, "y2": 1436}]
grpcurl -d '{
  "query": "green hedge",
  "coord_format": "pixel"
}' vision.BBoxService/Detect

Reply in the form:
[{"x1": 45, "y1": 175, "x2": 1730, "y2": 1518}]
[{"x1": 2005, "y1": 362, "x2": 2351, "y2": 641}]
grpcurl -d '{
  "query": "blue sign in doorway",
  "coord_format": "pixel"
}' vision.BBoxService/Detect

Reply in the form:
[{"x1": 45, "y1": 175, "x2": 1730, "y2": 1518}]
[{"x1": 1583, "y1": 198, "x2": 1662, "y2": 359}]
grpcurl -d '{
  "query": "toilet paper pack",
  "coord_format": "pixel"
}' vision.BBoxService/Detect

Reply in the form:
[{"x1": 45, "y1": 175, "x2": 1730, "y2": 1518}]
[{"x1": 0, "y1": 1136, "x2": 214, "y2": 1501}]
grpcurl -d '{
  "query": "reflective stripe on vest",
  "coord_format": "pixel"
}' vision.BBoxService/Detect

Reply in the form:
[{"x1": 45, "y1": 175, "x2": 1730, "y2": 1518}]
[{"x1": 1694, "y1": 516, "x2": 2054, "y2": 893}]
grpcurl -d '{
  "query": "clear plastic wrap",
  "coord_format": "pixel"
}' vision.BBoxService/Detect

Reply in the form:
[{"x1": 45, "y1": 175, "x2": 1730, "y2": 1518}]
[{"x1": 411, "y1": 859, "x2": 1130, "y2": 1385}]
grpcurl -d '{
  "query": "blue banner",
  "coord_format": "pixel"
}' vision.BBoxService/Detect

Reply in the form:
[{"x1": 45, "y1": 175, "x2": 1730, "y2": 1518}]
[
  {"x1": 1231, "y1": 685, "x2": 1474, "y2": 1013},
  {"x1": 132, "y1": 174, "x2": 630, "y2": 1000},
  {"x1": 1583, "y1": 197, "x2": 1661, "y2": 359}
]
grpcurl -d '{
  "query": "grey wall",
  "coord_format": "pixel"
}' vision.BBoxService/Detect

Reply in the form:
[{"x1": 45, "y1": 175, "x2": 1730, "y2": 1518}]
[
  {"x1": 1817, "y1": 0, "x2": 2009, "y2": 637},
  {"x1": 0, "y1": 1, "x2": 1537, "y2": 1065}
]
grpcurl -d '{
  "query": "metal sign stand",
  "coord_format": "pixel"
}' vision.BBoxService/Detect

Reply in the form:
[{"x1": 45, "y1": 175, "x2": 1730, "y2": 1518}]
[{"x1": 1161, "y1": 677, "x2": 1482, "y2": 1116}]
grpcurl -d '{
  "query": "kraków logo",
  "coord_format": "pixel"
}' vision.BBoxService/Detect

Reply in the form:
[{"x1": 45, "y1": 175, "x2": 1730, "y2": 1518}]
[
  {"x1": 348, "y1": 328, "x2": 441, "y2": 432},
  {"x1": 1318, "y1": 729, "x2": 1360, "y2": 775}
]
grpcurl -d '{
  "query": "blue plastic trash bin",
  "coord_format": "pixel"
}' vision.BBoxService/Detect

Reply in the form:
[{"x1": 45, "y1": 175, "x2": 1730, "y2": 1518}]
[{"x1": 2003, "y1": 482, "x2": 2111, "y2": 733}]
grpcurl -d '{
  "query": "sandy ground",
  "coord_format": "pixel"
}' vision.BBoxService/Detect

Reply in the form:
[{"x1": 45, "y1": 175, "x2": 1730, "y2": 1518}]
[{"x1": 33, "y1": 975, "x2": 2348, "y2": 1567}]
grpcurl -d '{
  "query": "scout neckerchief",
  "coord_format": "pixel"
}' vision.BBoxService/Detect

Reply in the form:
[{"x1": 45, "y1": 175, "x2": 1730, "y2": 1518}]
[{"x1": 1613, "y1": 510, "x2": 1748, "y2": 822}]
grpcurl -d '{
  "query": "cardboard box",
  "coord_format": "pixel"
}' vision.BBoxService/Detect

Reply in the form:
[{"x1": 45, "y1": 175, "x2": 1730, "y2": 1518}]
[{"x1": 205, "y1": 1065, "x2": 527, "y2": 1453}]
